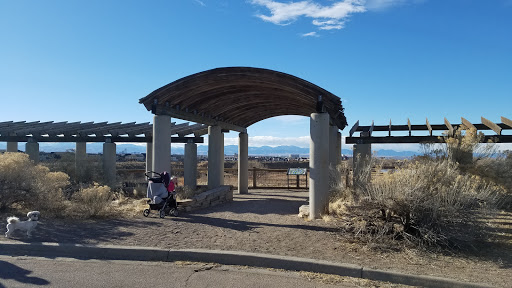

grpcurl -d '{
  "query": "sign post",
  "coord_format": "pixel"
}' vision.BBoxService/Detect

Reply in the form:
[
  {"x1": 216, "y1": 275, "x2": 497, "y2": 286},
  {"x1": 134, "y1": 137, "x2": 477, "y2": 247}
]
[{"x1": 287, "y1": 168, "x2": 308, "y2": 189}]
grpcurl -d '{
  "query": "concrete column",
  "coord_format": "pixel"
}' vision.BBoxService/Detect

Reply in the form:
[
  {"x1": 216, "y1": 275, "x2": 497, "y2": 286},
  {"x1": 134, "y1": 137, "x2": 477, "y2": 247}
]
[
  {"x1": 152, "y1": 115, "x2": 171, "y2": 174},
  {"x1": 103, "y1": 140, "x2": 117, "y2": 187},
  {"x1": 336, "y1": 132, "x2": 342, "y2": 165},
  {"x1": 352, "y1": 135, "x2": 372, "y2": 191},
  {"x1": 238, "y1": 132, "x2": 249, "y2": 194},
  {"x1": 309, "y1": 112, "x2": 330, "y2": 220},
  {"x1": 25, "y1": 139, "x2": 39, "y2": 164},
  {"x1": 75, "y1": 142, "x2": 87, "y2": 182},
  {"x1": 208, "y1": 125, "x2": 222, "y2": 189},
  {"x1": 146, "y1": 141, "x2": 153, "y2": 172},
  {"x1": 329, "y1": 125, "x2": 338, "y2": 169},
  {"x1": 6, "y1": 142, "x2": 18, "y2": 152},
  {"x1": 184, "y1": 141, "x2": 197, "y2": 190}
]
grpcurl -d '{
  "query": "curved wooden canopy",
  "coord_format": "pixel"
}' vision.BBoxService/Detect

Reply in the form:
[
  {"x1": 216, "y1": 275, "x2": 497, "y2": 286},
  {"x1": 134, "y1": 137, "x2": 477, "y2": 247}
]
[{"x1": 139, "y1": 67, "x2": 347, "y2": 132}]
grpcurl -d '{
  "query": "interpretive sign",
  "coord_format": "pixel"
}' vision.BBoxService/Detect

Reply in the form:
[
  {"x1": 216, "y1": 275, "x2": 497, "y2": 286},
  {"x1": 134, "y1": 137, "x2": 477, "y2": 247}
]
[{"x1": 287, "y1": 168, "x2": 307, "y2": 175}]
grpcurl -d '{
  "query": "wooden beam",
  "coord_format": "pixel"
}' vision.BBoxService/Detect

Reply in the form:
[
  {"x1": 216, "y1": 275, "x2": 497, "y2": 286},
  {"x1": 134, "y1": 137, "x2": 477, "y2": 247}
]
[
  {"x1": 481, "y1": 117, "x2": 502, "y2": 135},
  {"x1": 444, "y1": 118, "x2": 454, "y2": 137},
  {"x1": 426, "y1": 118, "x2": 432, "y2": 136},
  {"x1": 345, "y1": 135, "x2": 512, "y2": 144},
  {"x1": 461, "y1": 117, "x2": 476, "y2": 131},
  {"x1": 0, "y1": 135, "x2": 204, "y2": 143},
  {"x1": 349, "y1": 120, "x2": 359, "y2": 137},
  {"x1": 501, "y1": 116, "x2": 512, "y2": 129},
  {"x1": 154, "y1": 105, "x2": 247, "y2": 133}
]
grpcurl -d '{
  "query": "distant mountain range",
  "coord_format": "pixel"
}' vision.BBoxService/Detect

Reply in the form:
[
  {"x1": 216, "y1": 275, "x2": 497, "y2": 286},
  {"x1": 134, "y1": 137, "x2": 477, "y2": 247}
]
[{"x1": 0, "y1": 143, "x2": 419, "y2": 158}]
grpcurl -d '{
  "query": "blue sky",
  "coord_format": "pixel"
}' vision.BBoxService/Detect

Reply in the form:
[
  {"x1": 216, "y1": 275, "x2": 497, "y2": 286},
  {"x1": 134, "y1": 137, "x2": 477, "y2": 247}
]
[{"x1": 1, "y1": 0, "x2": 511, "y2": 152}]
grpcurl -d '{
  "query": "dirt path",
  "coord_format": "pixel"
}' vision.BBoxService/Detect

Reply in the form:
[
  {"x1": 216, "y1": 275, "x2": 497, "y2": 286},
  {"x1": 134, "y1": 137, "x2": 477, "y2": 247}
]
[{"x1": 2, "y1": 189, "x2": 511, "y2": 287}]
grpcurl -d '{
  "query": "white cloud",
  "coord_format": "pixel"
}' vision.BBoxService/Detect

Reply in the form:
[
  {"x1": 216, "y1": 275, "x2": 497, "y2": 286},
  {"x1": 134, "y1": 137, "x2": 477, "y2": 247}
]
[
  {"x1": 273, "y1": 115, "x2": 308, "y2": 123},
  {"x1": 365, "y1": 0, "x2": 427, "y2": 10},
  {"x1": 250, "y1": 0, "x2": 366, "y2": 30},
  {"x1": 193, "y1": 0, "x2": 206, "y2": 6},
  {"x1": 225, "y1": 135, "x2": 310, "y2": 148},
  {"x1": 250, "y1": 0, "x2": 424, "y2": 33},
  {"x1": 302, "y1": 31, "x2": 319, "y2": 37}
]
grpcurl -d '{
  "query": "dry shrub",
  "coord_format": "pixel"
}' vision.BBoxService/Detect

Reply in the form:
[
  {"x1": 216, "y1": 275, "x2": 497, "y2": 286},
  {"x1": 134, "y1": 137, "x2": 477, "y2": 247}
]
[
  {"x1": 468, "y1": 152, "x2": 512, "y2": 209},
  {"x1": 110, "y1": 193, "x2": 148, "y2": 217},
  {"x1": 329, "y1": 128, "x2": 508, "y2": 250},
  {"x1": 0, "y1": 152, "x2": 69, "y2": 213},
  {"x1": 328, "y1": 162, "x2": 354, "y2": 203},
  {"x1": 364, "y1": 159, "x2": 504, "y2": 248},
  {"x1": 176, "y1": 185, "x2": 208, "y2": 200},
  {"x1": 70, "y1": 184, "x2": 113, "y2": 218}
]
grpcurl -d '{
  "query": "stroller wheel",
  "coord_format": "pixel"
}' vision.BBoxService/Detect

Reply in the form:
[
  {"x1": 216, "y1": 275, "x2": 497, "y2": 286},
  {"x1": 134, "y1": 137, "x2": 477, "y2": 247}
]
[
  {"x1": 159, "y1": 209, "x2": 165, "y2": 218},
  {"x1": 143, "y1": 209, "x2": 150, "y2": 217},
  {"x1": 170, "y1": 208, "x2": 179, "y2": 217}
]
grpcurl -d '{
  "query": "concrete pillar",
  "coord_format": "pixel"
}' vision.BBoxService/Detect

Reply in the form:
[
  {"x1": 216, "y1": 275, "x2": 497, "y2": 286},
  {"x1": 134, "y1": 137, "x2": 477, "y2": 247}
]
[
  {"x1": 103, "y1": 140, "x2": 117, "y2": 187},
  {"x1": 75, "y1": 142, "x2": 87, "y2": 182},
  {"x1": 208, "y1": 125, "x2": 222, "y2": 189},
  {"x1": 146, "y1": 141, "x2": 153, "y2": 172},
  {"x1": 25, "y1": 139, "x2": 39, "y2": 164},
  {"x1": 353, "y1": 134, "x2": 372, "y2": 191},
  {"x1": 329, "y1": 125, "x2": 338, "y2": 169},
  {"x1": 184, "y1": 141, "x2": 197, "y2": 190},
  {"x1": 309, "y1": 112, "x2": 330, "y2": 220},
  {"x1": 238, "y1": 132, "x2": 249, "y2": 194},
  {"x1": 6, "y1": 142, "x2": 18, "y2": 152},
  {"x1": 336, "y1": 132, "x2": 342, "y2": 165},
  {"x1": 152, "y1": 115, "x2": 171, "y2": 174}
]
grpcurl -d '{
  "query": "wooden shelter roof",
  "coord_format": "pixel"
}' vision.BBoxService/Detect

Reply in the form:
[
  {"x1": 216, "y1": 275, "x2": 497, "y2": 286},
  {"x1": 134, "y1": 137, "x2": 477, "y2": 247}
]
[
  {"x1": 139, "y1": 67, "x2": 347, "y2": 132},
  {"x1": 0, "y1": 121, "x2": 207, "y2": 143}
]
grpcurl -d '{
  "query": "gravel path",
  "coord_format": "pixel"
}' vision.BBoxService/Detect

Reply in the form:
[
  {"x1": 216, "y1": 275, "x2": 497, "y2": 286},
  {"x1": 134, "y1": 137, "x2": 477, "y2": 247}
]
[{"x1": 2, "y1": 189, "x2": 511, "y2": 287}]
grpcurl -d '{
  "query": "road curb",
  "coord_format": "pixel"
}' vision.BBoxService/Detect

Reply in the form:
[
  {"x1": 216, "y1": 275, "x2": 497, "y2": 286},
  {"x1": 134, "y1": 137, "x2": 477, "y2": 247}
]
[{"x1": 0, "y1": 241, "x2": 493, "y2": 288}]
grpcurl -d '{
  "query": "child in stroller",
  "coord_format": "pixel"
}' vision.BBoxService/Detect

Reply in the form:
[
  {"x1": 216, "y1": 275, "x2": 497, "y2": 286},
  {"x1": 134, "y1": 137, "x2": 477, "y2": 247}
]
[{"x1": 143, "y1": 171, "x2": 179, "y2": 218}]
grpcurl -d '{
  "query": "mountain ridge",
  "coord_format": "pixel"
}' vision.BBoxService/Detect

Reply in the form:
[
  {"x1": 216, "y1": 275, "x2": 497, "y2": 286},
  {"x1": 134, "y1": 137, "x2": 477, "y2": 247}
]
[{"x1": 0, "y1": 143, "x2": 419, "y2": 157}]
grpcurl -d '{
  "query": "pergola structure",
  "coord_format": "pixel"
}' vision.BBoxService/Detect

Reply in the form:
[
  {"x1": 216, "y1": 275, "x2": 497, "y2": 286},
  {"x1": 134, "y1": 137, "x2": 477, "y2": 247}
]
[
  {"x1": 346, "y1": 116, "x2": 512, "y2": 188},
  {"x1": 140, "y1": 67, "x2": 348, "y2": 219},
  {"x1": 0, "y1": 121, "x2": 207, "y2": 186}
]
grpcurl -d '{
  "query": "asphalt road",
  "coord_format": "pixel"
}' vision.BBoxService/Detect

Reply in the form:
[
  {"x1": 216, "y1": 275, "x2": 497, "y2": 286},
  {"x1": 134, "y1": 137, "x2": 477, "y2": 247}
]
[{"x1": 0, "y1": 256, "x2": 356, "y2": 288}]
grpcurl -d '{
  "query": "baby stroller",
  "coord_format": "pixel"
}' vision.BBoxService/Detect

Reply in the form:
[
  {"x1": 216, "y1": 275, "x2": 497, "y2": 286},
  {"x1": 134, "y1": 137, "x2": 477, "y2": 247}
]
[{"x1": 142, "y1": 171, "x2": 179, "y2": 218}]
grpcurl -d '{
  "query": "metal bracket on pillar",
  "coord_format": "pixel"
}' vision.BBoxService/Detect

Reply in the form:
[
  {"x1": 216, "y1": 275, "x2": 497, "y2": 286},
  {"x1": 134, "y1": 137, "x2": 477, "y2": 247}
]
[
  {"x1": 151, "y1": 99, "x2": 158, "y2": 114},
  {"x1": 316, "y1": 95, "x2": 325, "y2": 113}
]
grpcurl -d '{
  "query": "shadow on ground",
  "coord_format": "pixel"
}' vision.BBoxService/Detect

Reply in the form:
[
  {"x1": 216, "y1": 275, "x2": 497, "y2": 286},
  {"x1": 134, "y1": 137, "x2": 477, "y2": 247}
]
[
  {"x1": 3, "y1": 219, "x2": 162, "y2": 245},
  {"x1": 0, "y1": 260, "x2": 49, "y2": 287}
]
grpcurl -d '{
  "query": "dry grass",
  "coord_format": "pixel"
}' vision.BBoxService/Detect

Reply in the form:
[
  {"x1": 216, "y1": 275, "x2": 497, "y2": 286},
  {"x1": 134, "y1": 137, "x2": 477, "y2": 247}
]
[
  {"x1": 300, "y1": 271, "x2": 411, "y2": 287},
  {"x1": 329, "y1": 129, "x2": 511, "y2": 251}
]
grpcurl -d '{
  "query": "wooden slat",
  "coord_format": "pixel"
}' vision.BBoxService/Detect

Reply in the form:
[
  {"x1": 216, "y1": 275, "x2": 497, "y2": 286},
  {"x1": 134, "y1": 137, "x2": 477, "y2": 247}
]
[
  {"x1": 369, "y1": 121, "x2": 374, "y2": 137},
  {"x1": 481, "y1": 117, "x2": 502, "y2": 135},
  {"x1": 407, "y1": 118, "x2": 412, "y2": 136},
  {"x1": 461, "y1": 117, "x2": 476, "y2": 131},
  {"x1": 349, "y1": 120, "x2": 359, "y2": 137},
  {"x1": 426, "y1": 118, "x2": 432, "y2": 136},
  {"x1": 444, "y1": 118, "x2": 454, "y2": 137},
  {"x1": 388, "y1": 119, "x2": 392, "y2": 137},
  {"x1": 501, "y1": 116, "x2": 512, "y2": 129}
]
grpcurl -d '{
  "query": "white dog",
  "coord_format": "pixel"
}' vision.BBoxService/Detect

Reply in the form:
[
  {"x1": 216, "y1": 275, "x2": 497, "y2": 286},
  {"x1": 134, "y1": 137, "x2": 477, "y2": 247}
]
[{"x1": 5, "y1": 211, "x2": 41, "y2": 238}]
